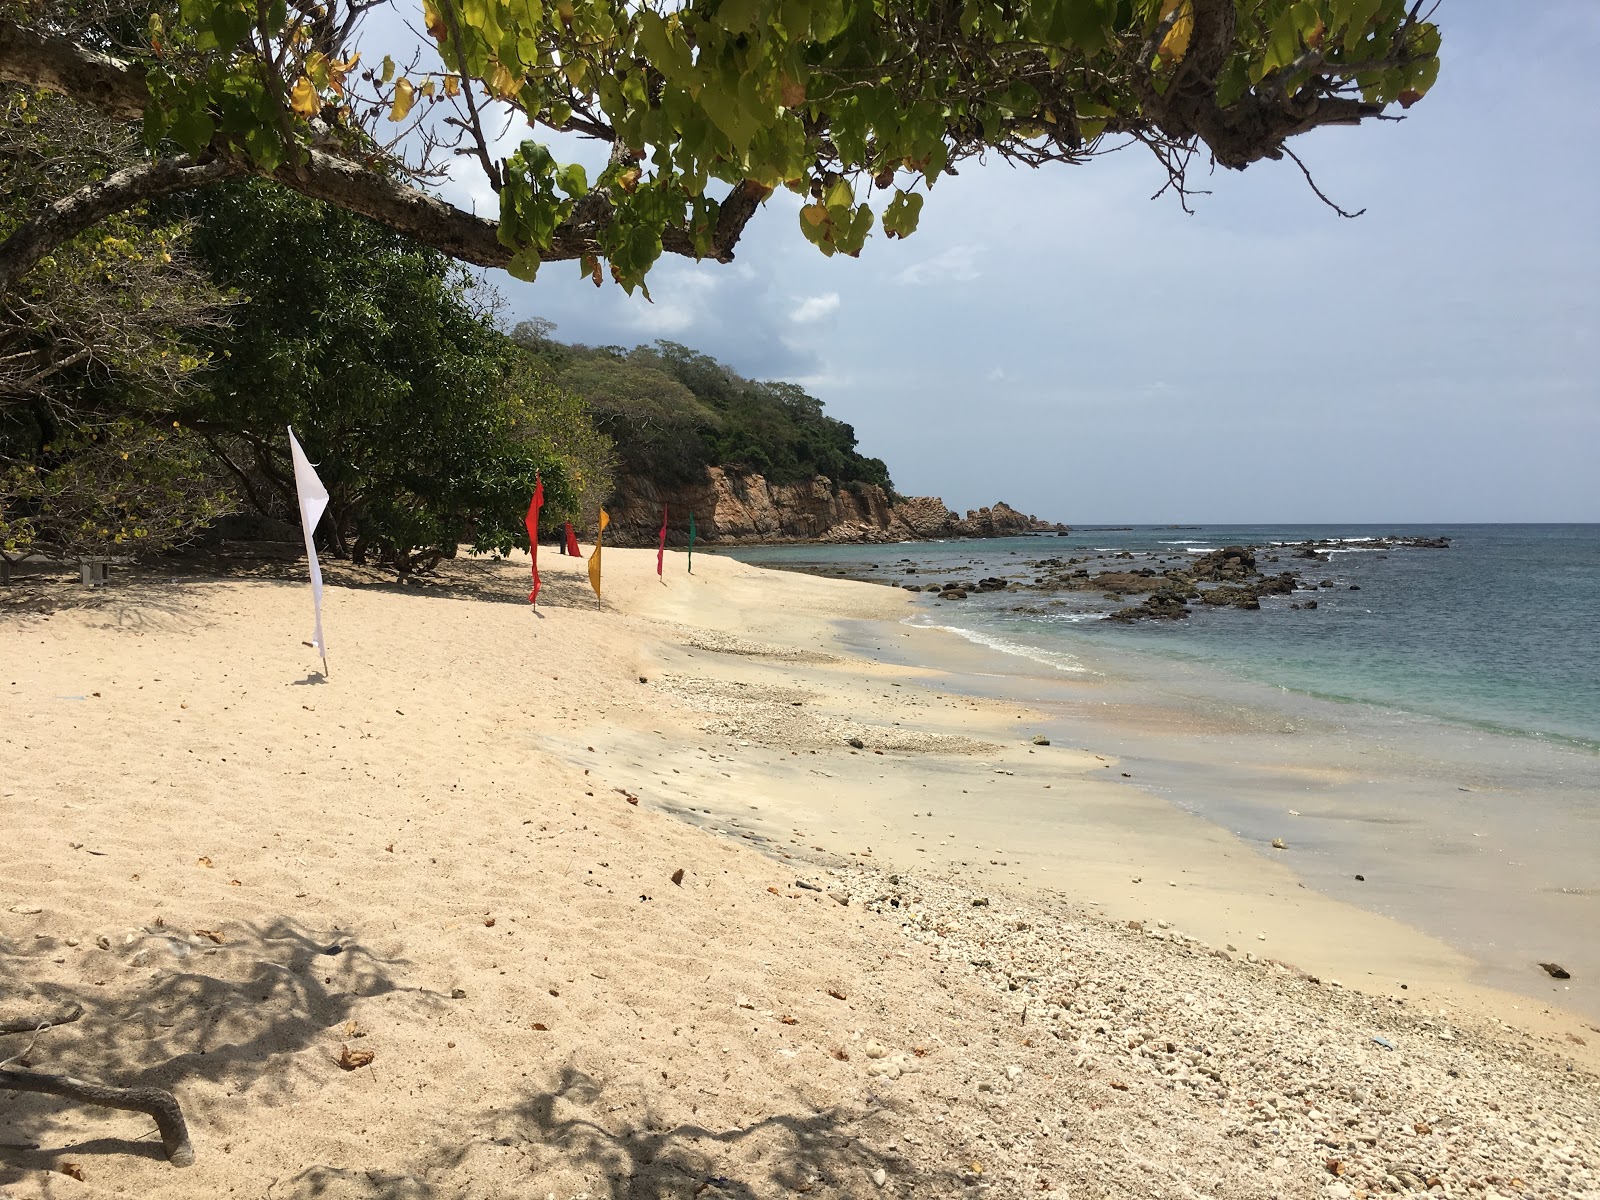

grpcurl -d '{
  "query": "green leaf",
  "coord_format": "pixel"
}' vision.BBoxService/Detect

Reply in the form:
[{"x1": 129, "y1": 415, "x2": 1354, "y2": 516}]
[
  {"x1": 881, "y1": 189, "x2": 922, "y2": 238},
  {"x1": 508, "y1": 244, "x2": 542, "y2": 281},
  {"x1": 171, "y1": 107, "x2": 216, "y2": 155},
  {"x1": 555, "y1": 162, "x2": 589, "y2": 197},
  {"x1": 210, "y1": 2, "x2": 252, "y2": 52}
]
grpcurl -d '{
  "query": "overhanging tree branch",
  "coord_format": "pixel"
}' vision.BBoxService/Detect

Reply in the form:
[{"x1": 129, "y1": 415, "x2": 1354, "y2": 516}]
[
  {"x1": 0, "y1": 155, "x2": 241, "y2": 293},
  {"x1": 0, "y1": 22, "x2": 765, "y2": 294}
]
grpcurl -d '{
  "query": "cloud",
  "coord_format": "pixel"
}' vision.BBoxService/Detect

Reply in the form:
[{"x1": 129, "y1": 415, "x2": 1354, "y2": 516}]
[
  {"x1": 890, "y1": 244, "x2": 982, "y2": 286},
  {"x1": 790, "y1": 292, "x2": 842, "y2": 324}
]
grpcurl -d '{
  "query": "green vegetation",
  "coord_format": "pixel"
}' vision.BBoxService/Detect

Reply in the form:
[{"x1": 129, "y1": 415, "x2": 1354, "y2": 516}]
[
  {"x1": 515, "y1": 324, "x2": 892, "y2": 493},
  {"x1": 1, "y1": 87, "x2": 236, "y2": 562},
  {"x1": 2, "y1": 0, "x2": 1442, "y2": 294},
  {"x1": 173, "y1": 182, "x2": 608, "y2": 575},
  {"x1": 0, "y1": 107, "x2": 616, "y2": 576}
]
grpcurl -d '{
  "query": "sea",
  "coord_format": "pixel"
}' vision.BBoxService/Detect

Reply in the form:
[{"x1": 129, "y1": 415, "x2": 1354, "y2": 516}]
[
  {"x1": 729, "y1": 524, "x2": 1600, "y2": 753},
  {"x1": 728, "y1": 525, "x2": 1600, "y2": 1009}
]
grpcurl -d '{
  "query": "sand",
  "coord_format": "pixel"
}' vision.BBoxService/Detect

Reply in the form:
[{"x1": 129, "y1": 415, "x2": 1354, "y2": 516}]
[{"x1": 2, "y1": 547, "x2": 1596, "y2": 1199}]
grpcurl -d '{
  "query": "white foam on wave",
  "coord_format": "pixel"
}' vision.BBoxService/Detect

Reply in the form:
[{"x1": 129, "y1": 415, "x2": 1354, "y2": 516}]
[{"x1": 901, "y1": 614, "x2": 1095, "y2": 674}]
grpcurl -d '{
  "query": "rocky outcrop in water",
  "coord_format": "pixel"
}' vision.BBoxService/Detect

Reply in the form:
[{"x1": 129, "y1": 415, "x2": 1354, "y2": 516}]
[{"x1": 602, "y1": 467, "x2": 1067, "y2": 546}]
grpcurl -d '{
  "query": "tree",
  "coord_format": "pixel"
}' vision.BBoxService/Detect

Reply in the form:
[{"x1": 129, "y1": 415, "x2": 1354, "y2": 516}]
[
  {"x1": 0, "y1": 84, "x2": 236, "y2": 569},
  {"x1": 0, "y1": 416, "x2": 233, "y2": 560},
  {"x1": 175, "y1": 181, "x2": 605, "y2": 574},
  {"x1": 541, "y1": 335, "x2": 892, "y2": 491},
  {"x1": 0, "y1": 0, "x2": 1442, "y2": 295}
]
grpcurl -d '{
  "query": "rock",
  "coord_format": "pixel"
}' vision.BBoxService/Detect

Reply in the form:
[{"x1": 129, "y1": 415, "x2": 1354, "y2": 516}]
[
  {"x1": 871, "y1": 1168, "x2": 888, "y2": 1188},
  {"x1": 847, "y1": 737, "x2": 865, "y2": 749},
  {"x1": 862, "y1": 1040, "x2": 890, "y2": 1059},
  {"x1": 1539, "y1": 962, "x2": 1571, "y2": 980},
  {"x1": 939, "y1": 589, "x2": 968, "y2": 599},
  {"x1": 1271, "y1": 838, "x2": 1287, "y2": 850},
  {"x1": 1031, "y1": 735, "x2": 1050, "y2": 745},
  {"x1": 1190, "y1": 546, "x2": 1258, "y2": 580},
  {"x1": 1106, "y1": 592, "x2": 1190, "y2": 623},
  {"x1": 1005, "y1": 1064, "x2": 1024, "y2": 1081}
]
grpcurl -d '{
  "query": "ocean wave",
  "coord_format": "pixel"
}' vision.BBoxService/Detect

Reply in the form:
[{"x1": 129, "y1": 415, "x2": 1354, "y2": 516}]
[{"x1": 901, "y1": 615, "x2": 1094, "y2": 674}]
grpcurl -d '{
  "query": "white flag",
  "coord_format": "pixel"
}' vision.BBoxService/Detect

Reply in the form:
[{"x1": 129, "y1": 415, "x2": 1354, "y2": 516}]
[{"x1": 288, "y1": 426, "x2": 330, "y2": 672}]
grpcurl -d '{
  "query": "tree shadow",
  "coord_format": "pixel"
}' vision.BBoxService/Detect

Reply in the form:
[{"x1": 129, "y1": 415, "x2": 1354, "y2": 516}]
[
  {"x1": 0, "y1": 569, "x2": 212, "y2": 633},
  {"x1": 435, "y1": 1065, "x2": 954, "y2": 1199},
  {"x1": 0, "y1": 918, "x2": 414, "y2": 1181}
]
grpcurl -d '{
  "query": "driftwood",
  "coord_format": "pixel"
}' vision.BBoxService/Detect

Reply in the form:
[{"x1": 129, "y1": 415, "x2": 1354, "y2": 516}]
[{"x1": 0, "y1": 1066, "x2": 194, "y2": 1165}]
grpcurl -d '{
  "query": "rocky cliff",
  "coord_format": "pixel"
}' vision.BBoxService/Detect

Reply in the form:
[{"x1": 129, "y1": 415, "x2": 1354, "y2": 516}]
[{"x1": 603, "y1": 467, "x2": 1066, "y2": 546}]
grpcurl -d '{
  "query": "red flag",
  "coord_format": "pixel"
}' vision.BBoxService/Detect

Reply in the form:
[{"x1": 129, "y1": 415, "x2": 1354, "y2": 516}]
[
  {"x1": 525, "y1": 474, "x2": 544, "y2": 604},
  {"x1": 656, "y1": 504, "x2": 668, "y2": 577},
  {"x1": 564, "y1": 521, "x2": 580, "y2": 557}
]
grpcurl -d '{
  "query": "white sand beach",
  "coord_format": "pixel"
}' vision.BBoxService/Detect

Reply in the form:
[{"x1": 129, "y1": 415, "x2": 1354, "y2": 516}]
[{"x1": 2, "y1": 548, "x2": 1596, "y2": 1199}]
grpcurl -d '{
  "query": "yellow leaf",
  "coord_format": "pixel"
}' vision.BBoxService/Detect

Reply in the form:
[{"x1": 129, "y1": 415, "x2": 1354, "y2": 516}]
[
  {"x1": 420, "y1": 80, "x2": 436, "y2": 98},
  {"x1": 443, "y1": 74, "x2": 460, "y2": 97},
  {"x1": 487, "y1": 62, "x2": 521, "y2": 99},
  {"x1": 801, "y1": 203, "x2": 828, "y2": 227},
  {"x1": 389, "y1": 77, "x2": 416, "y2": 121},
  {"x1": 289, "y1": 76, "x2": 319, "y2": 117},
  {"x1": 1158, "y1": 0, "x2": 1192, "y2": 62},
  {"x1": 423, "y1": 0, "x2": 448, "y2": 41}
]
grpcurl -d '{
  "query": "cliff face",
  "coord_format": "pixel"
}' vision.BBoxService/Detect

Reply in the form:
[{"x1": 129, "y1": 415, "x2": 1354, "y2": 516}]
[{"x1": 603, "y1": 467, "x2": 1065, "y2": 546}]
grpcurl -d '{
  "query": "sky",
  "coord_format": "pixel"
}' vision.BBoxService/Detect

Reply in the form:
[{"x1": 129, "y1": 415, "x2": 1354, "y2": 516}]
[{"x1": 395, "y1": 1, "x2": 1599, "y2": 524}]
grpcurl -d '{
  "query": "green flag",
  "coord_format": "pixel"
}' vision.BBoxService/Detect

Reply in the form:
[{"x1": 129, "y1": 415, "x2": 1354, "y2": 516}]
[{"x1": 688, "y1": 511, "x2": 696, "y2": 574}]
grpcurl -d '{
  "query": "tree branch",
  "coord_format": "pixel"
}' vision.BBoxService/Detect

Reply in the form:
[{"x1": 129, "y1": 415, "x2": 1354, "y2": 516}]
[
  {"x1": 0, "y1": 22, "x2": 149, "y2": 120},
  {"x1": 0, "y1": 21, "x2": 763, "y2": 290},
  {"x1": 0, "y1": 1066, "x2": 193, "y2": 1165},
  {"x1": 0, "y1": 156, "x2": 242, "y2": 293}
]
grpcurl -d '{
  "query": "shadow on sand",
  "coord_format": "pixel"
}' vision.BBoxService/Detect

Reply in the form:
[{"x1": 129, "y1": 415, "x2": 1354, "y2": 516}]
[{"x1": 0, "y1": 919, "x2": 412, "y2": 1183}]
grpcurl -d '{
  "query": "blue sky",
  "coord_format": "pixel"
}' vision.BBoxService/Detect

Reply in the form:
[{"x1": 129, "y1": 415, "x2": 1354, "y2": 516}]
[{"x1": 411, "y1": 1, "x2": 1598, "y2": 523}]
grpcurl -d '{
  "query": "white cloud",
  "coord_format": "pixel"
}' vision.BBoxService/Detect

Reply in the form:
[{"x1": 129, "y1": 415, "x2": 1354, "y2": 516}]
[
  {"x1": 791, "y1": 292, "x2": 842, "y2": 324},
  {"x1": 890, "y1": 243, "x2": 982, "y2": 286}
]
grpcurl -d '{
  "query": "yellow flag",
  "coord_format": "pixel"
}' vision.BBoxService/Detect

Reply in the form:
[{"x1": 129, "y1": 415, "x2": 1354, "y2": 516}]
[{"x1": 587, "y1": 508, "x2": 609, "y2": 603}]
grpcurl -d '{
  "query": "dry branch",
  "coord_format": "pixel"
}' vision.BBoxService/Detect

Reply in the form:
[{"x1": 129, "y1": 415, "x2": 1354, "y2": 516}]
[
  {"x1": 0, "y1": 1002, "x2": 84, "y2": 1035},
  {"x1": 0, "y1": 1065, "x2": 195, "y2": 1166}
]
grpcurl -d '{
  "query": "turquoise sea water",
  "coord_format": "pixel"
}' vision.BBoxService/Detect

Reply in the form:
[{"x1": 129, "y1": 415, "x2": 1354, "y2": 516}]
[{"x1": 731, "y1": 524, "x2": 1600, "y2": 753}]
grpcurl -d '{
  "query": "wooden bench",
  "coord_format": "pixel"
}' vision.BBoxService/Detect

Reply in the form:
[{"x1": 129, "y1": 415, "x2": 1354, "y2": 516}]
[{"x1": 0, "y1": 554, "x2": 132, "y2": 586}]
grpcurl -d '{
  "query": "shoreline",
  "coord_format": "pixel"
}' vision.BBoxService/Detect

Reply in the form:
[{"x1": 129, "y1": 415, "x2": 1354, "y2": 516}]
[
  {"x1": 849, "y1": 613, "x2": 1600, "y2": 1018},
  {"x1": 3, "y1": 547, "x2": 1596, "y2": 1197}
]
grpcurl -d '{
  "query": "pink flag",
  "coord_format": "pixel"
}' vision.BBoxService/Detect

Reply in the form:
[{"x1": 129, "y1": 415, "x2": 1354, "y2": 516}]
[
  {"x1": 656, "y1": 504, "x2": 669, "y2": 577},
  {"x1": 525, "y1": 474, "x2": 544, "y2": 604}
]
